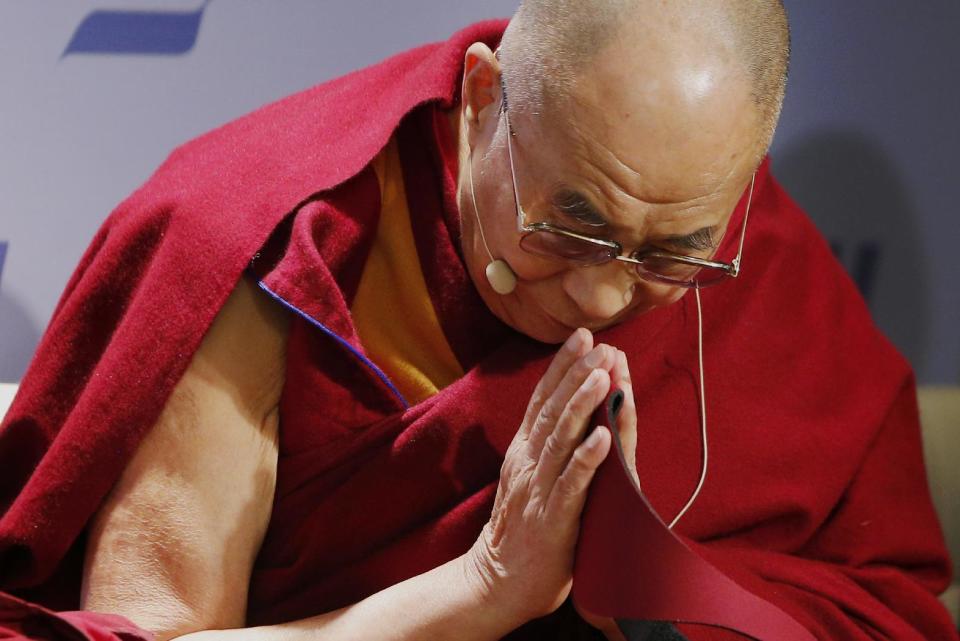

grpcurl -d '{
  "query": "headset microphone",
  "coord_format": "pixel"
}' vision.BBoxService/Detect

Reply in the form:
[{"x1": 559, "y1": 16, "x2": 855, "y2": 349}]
[{"x1": 485, "y1": 259, "x2": 517, "y2": 295}]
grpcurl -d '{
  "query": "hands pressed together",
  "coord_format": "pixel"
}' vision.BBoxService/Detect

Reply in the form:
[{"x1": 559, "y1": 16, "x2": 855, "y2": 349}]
[{"x1": 463, "y1": 328, "x2": 638, "y2": 637}]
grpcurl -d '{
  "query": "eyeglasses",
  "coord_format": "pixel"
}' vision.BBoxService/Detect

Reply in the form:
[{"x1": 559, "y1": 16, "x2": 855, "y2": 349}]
[{"x1": 501, "y1": 101, "x2": 756, "y2": 288}]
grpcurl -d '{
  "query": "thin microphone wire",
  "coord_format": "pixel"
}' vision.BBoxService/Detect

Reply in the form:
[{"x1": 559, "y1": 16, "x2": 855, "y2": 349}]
[
  {"x1": 473, "y1": 113, "x2": 709, "y2": 524},
  {"x1": 668, "y1": 284, "x2": 708, "y2": 530},
  {"x1": 467, "y1": 150, "x2": 497, "y2": 263}
]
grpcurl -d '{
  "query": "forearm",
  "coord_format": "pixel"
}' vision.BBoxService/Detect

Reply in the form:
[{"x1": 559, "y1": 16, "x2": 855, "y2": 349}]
[{"x1": 176, "y1": 553, "x2": 524, "y2": 641}]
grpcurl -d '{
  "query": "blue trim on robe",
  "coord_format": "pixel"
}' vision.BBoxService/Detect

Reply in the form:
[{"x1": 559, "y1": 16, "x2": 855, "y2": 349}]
[{"x1": 255, "y1": 278, "x2": 410, "y2": 409}]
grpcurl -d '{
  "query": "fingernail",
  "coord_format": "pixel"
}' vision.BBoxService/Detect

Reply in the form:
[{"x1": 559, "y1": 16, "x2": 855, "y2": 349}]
[
  {"x1": 587, "y1": 426, "x2": 605, "y2": 448},
  {"x1": 565, "y1": 329, "x2": 584, "y2": 351}
]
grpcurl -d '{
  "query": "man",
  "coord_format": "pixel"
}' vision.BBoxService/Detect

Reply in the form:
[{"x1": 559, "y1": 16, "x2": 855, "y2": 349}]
[{"x1": 0, "y1": 1, "x2": 955, "y2": 640}]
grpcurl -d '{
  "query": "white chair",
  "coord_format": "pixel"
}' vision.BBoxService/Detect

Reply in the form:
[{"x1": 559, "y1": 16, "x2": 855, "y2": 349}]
[
  {"x1": 0, "y1": 383, "x2": 17, "y2": 423},
  {"x1": 0, "y1": 382, "x2": 956, "y2": 626}
]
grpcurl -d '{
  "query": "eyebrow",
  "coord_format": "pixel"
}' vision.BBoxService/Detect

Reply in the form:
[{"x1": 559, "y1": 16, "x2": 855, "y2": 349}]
[
  {"x1": 662, "y1": 227, "x2": 717, "y2": 251},
  {"x1": 551, "y1": 189, "x2": 609, "y2": 227},
  {"x1": 551, "y1": 187, "x2": 718, "y2": 251}
]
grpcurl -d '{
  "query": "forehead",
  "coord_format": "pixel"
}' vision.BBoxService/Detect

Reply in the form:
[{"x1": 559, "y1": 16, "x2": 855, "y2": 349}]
[{"x1": 508, "y1": 35, "x2": 760, "y2": 226}]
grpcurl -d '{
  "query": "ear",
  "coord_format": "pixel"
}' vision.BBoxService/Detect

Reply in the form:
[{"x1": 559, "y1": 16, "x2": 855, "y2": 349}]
[{"x1": 461, "y1": 42, "x2": 503, "y2": 145}]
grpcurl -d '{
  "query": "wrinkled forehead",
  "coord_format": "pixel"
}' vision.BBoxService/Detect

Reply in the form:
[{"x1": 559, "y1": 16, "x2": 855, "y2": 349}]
[{"x1": 505, "y1": 38, "x2": 761, "y2": 223}]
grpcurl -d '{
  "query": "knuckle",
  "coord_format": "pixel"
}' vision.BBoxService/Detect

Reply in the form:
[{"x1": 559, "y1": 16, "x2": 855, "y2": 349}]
[
  {"x1": 570, "y1": 443, "x2": 592, "y2": 469},
  {"x1": 528, "y1": 387, "x2": 548, "y2": 410},
  {"x1": 554, "y1": 472, "x2": 583, "y2": 502},
  {"x1": 569, "y1": 442, "x2": 598, "y2": 476},
  {"x1": 527, "y1": 417, "x2": 549, "y2": 448},
  {"x1": 567, "y1": 389, "x2": 596, "y2": 417},
  {"x1": 499, "y1": 458, "x2": 517, "y2": 484},
  {"x1": 538, "y1": 398, "x2": 561, "y2": 425},
  {"x1": 529, "y1": 413, "x2": 557, "y2": 446},
  {"x1": 502, "y1": 449, "x2": 531, "y2": 481},
  {"x1": 572, "y1": 356, "x2": 595, "y2": 379},
  {"x1": 542, "y1": 431, "x2": 569, "y2": 461},
  {"x1": 505, "y1": 437, "x2": 523, "y2": 459}
]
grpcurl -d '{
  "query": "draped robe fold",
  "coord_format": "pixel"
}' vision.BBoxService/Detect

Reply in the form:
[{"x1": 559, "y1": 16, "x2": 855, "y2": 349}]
[{"x1": 0, "y1": 19, "x2": 955, "y2": 641}]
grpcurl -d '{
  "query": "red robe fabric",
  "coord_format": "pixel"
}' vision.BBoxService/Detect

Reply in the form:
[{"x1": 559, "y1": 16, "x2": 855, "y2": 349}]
[{"x1": 0, "y1": 19, "x2": 955, "y2": 641}]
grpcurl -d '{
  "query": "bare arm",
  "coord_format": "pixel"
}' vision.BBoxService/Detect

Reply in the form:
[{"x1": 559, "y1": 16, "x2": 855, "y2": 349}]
[
  {"x1": 81, "y1": 276, "x2": 288, "y2": 638},
  {"x1": 80, "y1": 277, "x2": 520, "y2": 641},
  {"x1": 176, "y1": 557, "x2": 519, "y2": 641},
  {"x1": 82, "y1": 279, "x2": 623, "y2": 641}
]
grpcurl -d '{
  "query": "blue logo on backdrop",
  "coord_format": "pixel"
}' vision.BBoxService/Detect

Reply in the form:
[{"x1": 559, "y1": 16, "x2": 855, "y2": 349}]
[
  {"x1": 0, "y1": 242, "x2": 7, "y2": 288},
  {"x1": 63, "y1": 1, "x2": 210, "y2": 57}
]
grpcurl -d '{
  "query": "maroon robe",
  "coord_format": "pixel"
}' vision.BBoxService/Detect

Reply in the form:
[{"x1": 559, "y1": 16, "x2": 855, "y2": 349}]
[{"x1": 0, "y1": 20, "x2": 955, "y2": 641}]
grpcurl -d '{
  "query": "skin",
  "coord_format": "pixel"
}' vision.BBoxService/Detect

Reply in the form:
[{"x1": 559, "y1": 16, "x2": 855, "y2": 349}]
[
  {"x1": 80, "y1": 8, "x2": 766, "y2": 641},
  {"x1": 81, "y1": 286, "x2": 633, "y2": 641},
  {"x1": 456, "y1": 19, "x2": 762, "y2": 344}
]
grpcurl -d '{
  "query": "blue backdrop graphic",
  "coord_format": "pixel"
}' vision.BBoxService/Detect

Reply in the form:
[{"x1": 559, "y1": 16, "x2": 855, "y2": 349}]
[
  {"x1": 63, "y1": 2, "x2": 209, "y2": 57},
  {"x1": 0, "y1": 242, "x2": 7, "y2": 288}
]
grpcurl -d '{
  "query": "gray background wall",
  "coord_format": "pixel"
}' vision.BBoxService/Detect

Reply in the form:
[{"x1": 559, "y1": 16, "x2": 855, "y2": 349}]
[{"x1": 1, "y1": 1, "x2": 958, "y2": 384}]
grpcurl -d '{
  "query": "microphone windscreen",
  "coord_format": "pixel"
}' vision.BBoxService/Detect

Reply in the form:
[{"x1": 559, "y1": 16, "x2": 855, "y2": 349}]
[{"x1": 485, "y1": 259, "x2": 517, "y2": 295}]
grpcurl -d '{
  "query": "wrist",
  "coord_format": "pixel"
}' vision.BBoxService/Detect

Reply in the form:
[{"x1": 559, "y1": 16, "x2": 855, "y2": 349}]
[{"x1": 455, "y1": 544, "x2": 531, "y2": 634}]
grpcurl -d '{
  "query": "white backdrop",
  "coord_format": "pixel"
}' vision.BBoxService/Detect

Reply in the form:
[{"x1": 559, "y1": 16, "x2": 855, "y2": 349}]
[{"x1": 1, "y1": 1, "x2": 958, "y2": 384}]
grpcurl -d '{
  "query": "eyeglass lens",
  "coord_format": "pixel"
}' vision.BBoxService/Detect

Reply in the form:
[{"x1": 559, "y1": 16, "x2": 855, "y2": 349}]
[{"x1": 518, "y1": 230, "x2": 616, "y2": 265}]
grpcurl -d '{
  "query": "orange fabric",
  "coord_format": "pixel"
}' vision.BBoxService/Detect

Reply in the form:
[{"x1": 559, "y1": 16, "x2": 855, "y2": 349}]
[{"x1": 351, "y1": 139, "x2": 464, "y2": 404}]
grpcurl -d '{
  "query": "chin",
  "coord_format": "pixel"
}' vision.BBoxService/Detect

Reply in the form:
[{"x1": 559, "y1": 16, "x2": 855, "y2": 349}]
[
  {"x1": 517, "y1": 321, "x2": 572, "y2": 345},
  {"x1": 479, "y1": 291, "x2": 573, "y2": 344},
  {"x1": 514, "y1": 306, "x2": 595, "y2": 345}
]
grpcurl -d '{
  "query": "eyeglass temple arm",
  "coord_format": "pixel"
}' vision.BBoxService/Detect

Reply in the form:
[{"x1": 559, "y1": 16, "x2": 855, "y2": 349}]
[
  {"x1": 502, "y1": 109, "x2": 527, "y2": 230},
  {"x1": 615, "y1": 252, "x2": 735, "y2": 273},
  {"x1": 730, "y1": 172, "x2": 756, "y2": 277}
]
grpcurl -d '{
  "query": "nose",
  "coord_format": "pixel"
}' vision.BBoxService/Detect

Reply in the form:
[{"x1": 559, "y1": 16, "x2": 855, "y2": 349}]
[
  {"x1": 562, "y1": 262, "x2": 682, "y2": 324},
  {"x1": 561, "y1": 261, "x2": 637, "y2": 323}
]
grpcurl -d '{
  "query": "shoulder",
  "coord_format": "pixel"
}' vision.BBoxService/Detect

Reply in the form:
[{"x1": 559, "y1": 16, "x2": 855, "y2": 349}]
[
  {"x1": 183, "y1": 275, "x2": 289, "y2": 422},
  {"x1": 130, "y1": 20, "x2": 508, "y2": 213},
  {"x1": 121, "y1": 274, "x2": 289, "y2": 482}
]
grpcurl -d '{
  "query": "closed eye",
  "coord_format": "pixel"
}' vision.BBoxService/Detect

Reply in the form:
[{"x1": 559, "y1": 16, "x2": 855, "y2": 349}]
[
  {"x1": 551, "y1": 189, "x2": 608, "y2": 228},
  {"x1": 662, "y1": 227, "x2": 716, "y2": 252}
]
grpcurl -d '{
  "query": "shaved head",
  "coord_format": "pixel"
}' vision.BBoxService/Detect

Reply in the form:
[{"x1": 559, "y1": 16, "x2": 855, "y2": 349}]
[
  {"x1": 499, "y1": 0, "x2": 790, "y2": 152},
  {"x1": 455, "y1": 0, "x2": 792, "y2": 342}
]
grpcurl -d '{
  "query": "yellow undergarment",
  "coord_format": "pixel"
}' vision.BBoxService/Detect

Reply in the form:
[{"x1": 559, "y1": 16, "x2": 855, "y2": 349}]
[{"x1": 350, "y1": 139, "x2": 464, "y2": 405}]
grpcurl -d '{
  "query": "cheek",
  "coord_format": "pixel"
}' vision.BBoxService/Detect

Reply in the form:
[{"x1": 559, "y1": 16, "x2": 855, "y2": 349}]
[
  {"x1": 474, "y1": 182, "x2": 565, "y2": 282},
  {"x1": 507, "y1": 250, "x2": 567, "y2": 282}
]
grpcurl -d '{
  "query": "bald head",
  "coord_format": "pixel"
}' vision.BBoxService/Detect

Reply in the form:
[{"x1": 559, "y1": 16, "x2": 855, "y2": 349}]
[{"x1": 499, "y1": 0, "x2": 790, "y2": 152}]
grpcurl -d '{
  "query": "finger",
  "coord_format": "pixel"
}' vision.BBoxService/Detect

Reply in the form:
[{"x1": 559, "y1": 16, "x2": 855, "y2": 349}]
[
  {"x1": 527, "y1": 344, "x2": 617, "y2": 456},
  {"x1": 533, "y1": 366, "x2": 610, "y2": 493},
  {"x1": 495, "y1": 332, "x2": 593, "y2": 515},
  {"x1": 493, "y1": 332, "x2": 591, "y2": 516},
  {"x1": 611, "y1": 350, "x2": 638, "y2": 478},
  {"x1": 520, "y1": 328, "x2": 593, "y2": 438},
  {"x1": 545, "y1": 424, "x2": 612, "y2": 521}
]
